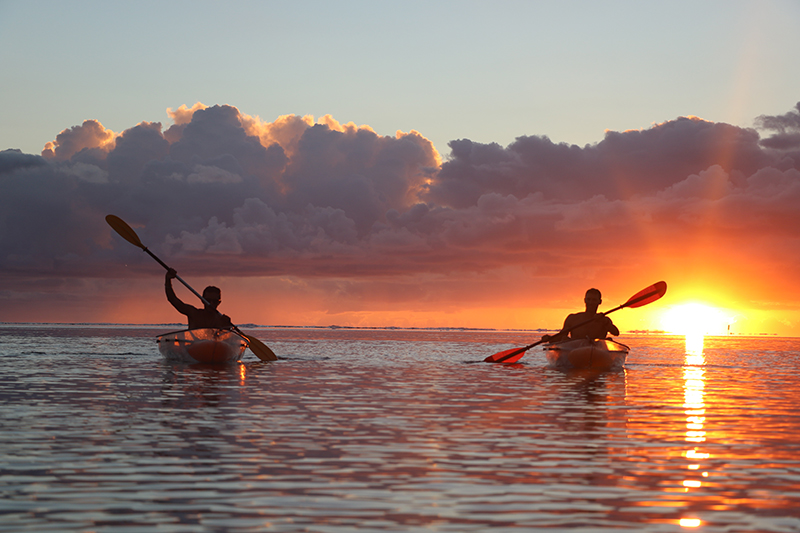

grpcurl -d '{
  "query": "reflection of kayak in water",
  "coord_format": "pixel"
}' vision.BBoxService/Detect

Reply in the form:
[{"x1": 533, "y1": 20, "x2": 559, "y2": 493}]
[
  {"x1": 157, "y1": 328, "x2": 249, "y2": 364},
  {"x1": 544, "y1": 338, "x2": 629, "y2": 370}
]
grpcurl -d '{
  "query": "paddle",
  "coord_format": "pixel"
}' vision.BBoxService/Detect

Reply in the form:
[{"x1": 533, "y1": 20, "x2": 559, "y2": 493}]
[
  {"x1": 105, "y1": 214, "x2": 277, "y2": 362},
  {"x1": 484, "y1": 281, "x2": 667, "y2": 364}
]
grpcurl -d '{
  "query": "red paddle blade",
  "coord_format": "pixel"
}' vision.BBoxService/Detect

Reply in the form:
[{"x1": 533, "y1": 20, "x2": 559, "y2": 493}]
[
  {"x1": 623, "y1": 281, "x2": 667, "y2": 308},
  {"x1": 484, "y1": 345, "x2": 529, "y2": 363}
]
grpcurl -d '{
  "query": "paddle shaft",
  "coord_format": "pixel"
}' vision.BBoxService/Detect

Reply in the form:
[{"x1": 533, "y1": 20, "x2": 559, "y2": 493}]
[
  {"x1": 142, "y1": 246, "x2": 211, "y2": 306},
  {"x1": 602, "y1": 287, "x2": 660, "y2": 314}
]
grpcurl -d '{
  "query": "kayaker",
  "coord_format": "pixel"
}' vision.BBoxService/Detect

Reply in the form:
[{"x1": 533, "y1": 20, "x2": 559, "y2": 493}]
[
  {"x1": 542, "y1": 288, "x2": 620, "y2": 342},
  {"x1": 165, "y1": 268, "x2": 233, "y2": 330}
]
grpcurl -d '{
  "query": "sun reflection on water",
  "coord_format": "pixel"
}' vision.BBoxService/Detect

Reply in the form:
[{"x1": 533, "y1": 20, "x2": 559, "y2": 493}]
[
  {"x1": 684, "y1": 333, "x2": 705, "y2": 364},
  {"x1": 681, "y1": 334, "x2": 708, "y2": 528}
]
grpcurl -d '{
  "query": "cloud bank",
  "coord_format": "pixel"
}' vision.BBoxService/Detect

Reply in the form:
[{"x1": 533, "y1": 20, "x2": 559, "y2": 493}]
[{"x1": 2, "y1": 102, "x2": 800, "y2": 330}]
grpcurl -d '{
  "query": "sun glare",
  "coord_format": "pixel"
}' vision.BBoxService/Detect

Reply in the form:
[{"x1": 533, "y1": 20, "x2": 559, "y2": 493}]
[{"x1": 660, "y1": 303, "x2": 733, "y2": 336}]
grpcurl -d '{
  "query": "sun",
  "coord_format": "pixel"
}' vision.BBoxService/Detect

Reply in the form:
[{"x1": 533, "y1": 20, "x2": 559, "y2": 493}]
[{"x1": 660, "y1": 302, "x2": 733, "y2": 336}]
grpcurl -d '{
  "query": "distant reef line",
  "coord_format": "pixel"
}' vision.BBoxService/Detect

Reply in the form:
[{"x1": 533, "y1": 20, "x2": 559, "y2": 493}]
[
  {"x1": 0, "y1": 322, "x2": 683, "y2": 335},
  {"x1": 0, "y1": 321, "x2": 551, "y2": 332}
]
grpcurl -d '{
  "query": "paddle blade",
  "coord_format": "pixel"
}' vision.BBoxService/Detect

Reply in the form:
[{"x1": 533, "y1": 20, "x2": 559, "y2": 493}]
[
  {"x1": 484, "y1": 345, "x2": 529, "y2": 364},
  {"x1": 106, "y1": 215, "x2": 145, "y2": 249},
  {"x1": 623, "y1": 281, "x2": 667, "y2": 309},
  {"x1": 244, "y1": 334, "x2": 277, "y2": 362}
]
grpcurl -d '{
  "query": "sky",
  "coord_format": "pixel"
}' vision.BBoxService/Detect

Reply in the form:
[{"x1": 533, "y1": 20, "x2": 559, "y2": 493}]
[{"x1": 1, "y1": 1, "x2": 800, "y2": 335}]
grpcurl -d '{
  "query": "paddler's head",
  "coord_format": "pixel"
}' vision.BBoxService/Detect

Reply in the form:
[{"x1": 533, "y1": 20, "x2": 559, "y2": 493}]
[
  {"x1": 202, "y1": 286, "x2": 222, "y2": 310},
  {"x1": 584, "y1": 288, "x2": 602, "y2": 312}
]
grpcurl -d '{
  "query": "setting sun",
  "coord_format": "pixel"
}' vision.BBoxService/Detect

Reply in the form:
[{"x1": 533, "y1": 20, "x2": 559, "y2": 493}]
[{"x1": 660, "y1": 303, "x2": 734, "y2": 336}]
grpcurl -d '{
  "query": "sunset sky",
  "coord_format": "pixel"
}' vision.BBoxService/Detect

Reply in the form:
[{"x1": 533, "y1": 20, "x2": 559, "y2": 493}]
[{"x1": 2, "y1": 1, "x2": 800, "y2": 335}]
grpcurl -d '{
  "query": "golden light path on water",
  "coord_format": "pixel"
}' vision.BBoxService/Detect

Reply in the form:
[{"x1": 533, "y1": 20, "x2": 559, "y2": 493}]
[{"x1": 680, "y1": 332, "x2": 707, "y2": 529}]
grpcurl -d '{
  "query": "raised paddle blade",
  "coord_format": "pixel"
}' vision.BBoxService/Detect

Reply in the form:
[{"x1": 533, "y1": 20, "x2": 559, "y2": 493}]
[
  {"x1": 623, "y1": 281, "x2": 667, "y2": 308},
  {"x1": 106, "y1": 214, "x2": 145, "y2": 249},
  {"x1": 242, "y1": 333, "x2": 277, "y2": 362}
]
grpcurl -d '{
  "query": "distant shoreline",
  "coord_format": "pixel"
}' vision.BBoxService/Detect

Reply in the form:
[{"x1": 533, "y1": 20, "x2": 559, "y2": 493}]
[{"x1": 0, "y1": 322, "x2": 783, "y2": 336}]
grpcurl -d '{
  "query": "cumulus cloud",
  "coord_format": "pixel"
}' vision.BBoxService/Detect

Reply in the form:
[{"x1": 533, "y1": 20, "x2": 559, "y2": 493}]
[
  {"x1": 2, "y1": 101, "x2": 800, "y2": 326},
  {"x1": 0, "y1": 104, "x2": 442, "y2": 275},
  {"x1": 41, "y1": 119, "x2": 117, "y2": 161}
]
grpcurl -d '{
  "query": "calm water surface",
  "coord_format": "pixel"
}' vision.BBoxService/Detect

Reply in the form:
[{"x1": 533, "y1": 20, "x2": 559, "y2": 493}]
[{"x1": 1, "y1": 325, "x2": 799, "y2": 532}]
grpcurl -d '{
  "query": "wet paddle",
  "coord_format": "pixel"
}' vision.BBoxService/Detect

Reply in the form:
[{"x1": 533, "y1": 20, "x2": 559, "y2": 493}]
[
  {"x1": 484, "y1": 281, "x2": 667, "y2": 364},
  {"x1": 105, "y1": 215, "x2": 278, "y2": 362}
]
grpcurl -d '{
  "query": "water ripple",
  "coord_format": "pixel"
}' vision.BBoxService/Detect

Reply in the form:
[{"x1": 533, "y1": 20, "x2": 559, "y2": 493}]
[{"x1": 1, "y1": 327, "x2": 800, "y2": 531}]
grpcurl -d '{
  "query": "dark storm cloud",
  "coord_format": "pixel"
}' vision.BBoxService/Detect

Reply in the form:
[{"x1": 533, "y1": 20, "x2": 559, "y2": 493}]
[
  {"x1": 281, "y1": 124, "x2": 438, "y2": 233},
  {"x1": 106, "y1": 122, "x2": 170, "y2": 183},
  {"x1": 167, "y1": 105, "x2": 288, "y2": 180},
  {"x1": 756, "y1": 102, "x2": 800, "y2": 151},
  {"x1": 0, "y1": 149, "x2": 46, "y2": 174},
  {"x1": 2, "y1": 101, "x2": 800, "y2": 284},
  {"x1": 426, "y1": 116, "x2": 770, "y2": 207},
  {"x1": 0, "y1": 151, "x2": 111, "y2": 274}
]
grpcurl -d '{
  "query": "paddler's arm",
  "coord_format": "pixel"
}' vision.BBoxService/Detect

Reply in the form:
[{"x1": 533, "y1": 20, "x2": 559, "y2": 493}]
[
  {"x1": 218, "y1": 313, "x2": 234, "y2": 329},
  {"x1": 541, "y1": 315, "x2": 575, "y2": 343},
  {"x1": 165, "y1": 268, "x2": 195, "y2": 316},
  {"x1": 542, "y1": 330, "x2": 569, "y2": 343},
  {"x1": 601, "y1": 313, "x2": 620, "y2": 336}
]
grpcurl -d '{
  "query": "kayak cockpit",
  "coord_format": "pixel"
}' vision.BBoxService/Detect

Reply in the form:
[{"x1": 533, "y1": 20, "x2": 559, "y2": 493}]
[
  {"x1": 156, "y1": 328, "x2": 248, "y2": 364},
  {"x1": 544, "y1": 338, "x2": 629, "y2": 370}
]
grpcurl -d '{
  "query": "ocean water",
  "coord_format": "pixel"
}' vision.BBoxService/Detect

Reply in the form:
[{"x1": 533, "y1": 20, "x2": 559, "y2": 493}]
[{"x1": 1, "y1": 324, "x2": 799, "y2": 532}]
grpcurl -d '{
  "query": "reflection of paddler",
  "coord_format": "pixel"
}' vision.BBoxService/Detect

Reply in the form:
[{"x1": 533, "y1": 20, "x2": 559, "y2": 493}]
[{"x1": 543, "y1": 288, "x2": 620, "y2": 342}]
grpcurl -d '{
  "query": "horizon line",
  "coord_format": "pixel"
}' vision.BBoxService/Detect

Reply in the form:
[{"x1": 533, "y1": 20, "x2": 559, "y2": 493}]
[{"x1": 0, "y1": 322, "x2": 786, "y2": 337}]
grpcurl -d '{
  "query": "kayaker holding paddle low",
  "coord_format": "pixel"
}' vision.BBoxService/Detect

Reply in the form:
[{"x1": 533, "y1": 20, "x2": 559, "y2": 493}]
[
  {"x1": 484, "y1": 281, "x2": 665, "y2": 364},
  {"x1": 543, "y1": 288, "x2": 620, "y2": 342},
  {"x1": 165, "y1": 268, "x2": 233, "y2": 330}
]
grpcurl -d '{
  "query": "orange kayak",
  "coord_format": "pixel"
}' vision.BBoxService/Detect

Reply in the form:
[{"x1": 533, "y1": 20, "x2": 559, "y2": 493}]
[
  {"x1": 544, "y1": 338, "x2": 629, "y2": 370},
  {"x1": 157, "y1": 328, "x2": 248, "y2": 364}
]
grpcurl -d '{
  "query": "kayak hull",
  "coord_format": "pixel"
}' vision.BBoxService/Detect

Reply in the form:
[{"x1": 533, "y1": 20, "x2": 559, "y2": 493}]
[
  {"x1": 544, "y1": 338, "x2": 629, "y2": 370},
  {"x1": 157, "y1": 328, "x2": 248, "y2": 364}
]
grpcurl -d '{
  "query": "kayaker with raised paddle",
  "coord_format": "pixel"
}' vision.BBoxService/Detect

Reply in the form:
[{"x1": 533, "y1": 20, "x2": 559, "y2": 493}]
[
  {"x1": 165, "y1": 268, "x2": 233, "y2": 330},
  {"x1": 542, "y1": 288, "x2": 620, "y2": 342}
]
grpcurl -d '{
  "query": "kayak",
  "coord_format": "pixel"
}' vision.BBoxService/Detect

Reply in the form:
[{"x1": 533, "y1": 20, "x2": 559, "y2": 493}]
[
  {"x1": 156, "y1": 328, "x2": 249, "y2": 364},
  {"x1": 544, "y1": 338, "x2": 629, "y2": 370}
]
